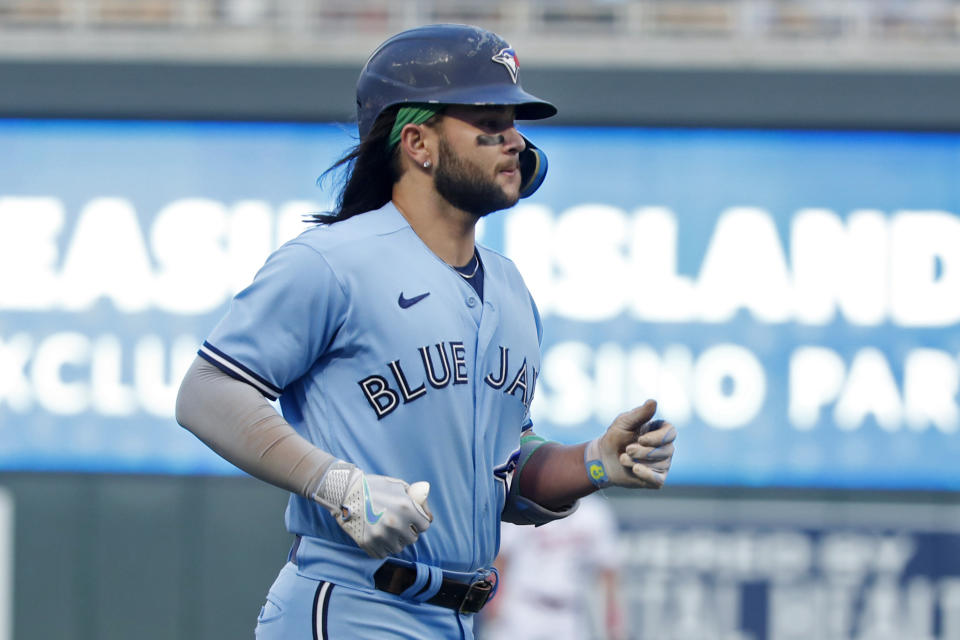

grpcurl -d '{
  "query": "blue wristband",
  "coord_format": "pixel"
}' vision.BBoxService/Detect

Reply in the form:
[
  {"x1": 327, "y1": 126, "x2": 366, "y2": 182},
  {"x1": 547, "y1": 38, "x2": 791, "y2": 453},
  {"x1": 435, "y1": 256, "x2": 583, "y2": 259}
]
[{"x1": 583, "y1": 439, "x2": 610, "y2": 487}]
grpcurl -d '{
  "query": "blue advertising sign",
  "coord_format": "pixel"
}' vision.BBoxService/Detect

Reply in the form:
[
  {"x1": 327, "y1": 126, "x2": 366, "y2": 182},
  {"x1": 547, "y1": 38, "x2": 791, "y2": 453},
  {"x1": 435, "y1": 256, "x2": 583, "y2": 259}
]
[
  {"x1": 1, "y1": 119, "x2": 958, "y2": 487},
  {"x1": 609, "y1": 495, "x2": 960, "y2": 640}
]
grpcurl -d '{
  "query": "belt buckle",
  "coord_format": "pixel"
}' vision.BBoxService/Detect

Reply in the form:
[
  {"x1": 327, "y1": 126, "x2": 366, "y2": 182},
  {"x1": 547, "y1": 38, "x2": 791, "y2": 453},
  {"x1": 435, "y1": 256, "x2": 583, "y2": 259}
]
[{"x1": 458, "y1": 578, "x2": 494, "y2": 614}]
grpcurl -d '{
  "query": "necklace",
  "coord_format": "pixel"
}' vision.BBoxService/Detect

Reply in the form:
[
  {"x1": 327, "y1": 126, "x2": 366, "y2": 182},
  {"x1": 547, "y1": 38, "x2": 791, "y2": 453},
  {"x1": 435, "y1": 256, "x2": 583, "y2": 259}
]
[{"x1": 456, "y1": 253, "x2": 480, "y2": 279}]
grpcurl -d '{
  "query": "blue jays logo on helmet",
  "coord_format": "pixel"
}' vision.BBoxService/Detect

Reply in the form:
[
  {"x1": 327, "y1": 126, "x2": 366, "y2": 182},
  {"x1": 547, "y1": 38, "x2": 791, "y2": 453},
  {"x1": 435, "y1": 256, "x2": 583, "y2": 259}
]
[
  {"x1": 492, "y1": 47, "x2": 520, "y2": 84},
  {"x1": 356, "y1": 25, "x2": 554, "y2": 139}
]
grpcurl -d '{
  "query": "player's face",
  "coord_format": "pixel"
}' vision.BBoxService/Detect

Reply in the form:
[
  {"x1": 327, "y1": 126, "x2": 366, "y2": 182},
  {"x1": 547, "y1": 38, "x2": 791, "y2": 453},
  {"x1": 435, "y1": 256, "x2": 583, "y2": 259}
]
[{"x1": 433, "y1": 106, "x2": 525, "y2": 218}]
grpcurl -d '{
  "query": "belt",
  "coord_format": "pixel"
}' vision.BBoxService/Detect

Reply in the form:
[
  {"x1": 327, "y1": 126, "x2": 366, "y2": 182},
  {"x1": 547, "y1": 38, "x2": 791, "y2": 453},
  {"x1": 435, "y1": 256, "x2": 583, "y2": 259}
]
[{"x1": 373, "y1": 560, "x2": 496, "y2": 614}]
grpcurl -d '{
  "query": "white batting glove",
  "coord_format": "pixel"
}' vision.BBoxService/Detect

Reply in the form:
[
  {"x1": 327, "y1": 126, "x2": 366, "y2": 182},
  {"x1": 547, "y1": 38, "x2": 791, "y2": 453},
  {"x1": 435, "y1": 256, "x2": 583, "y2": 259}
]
[
  {"x1": 312, "y1": 462, "x2": 433, "y2": 558},
  {"x1": 584, "y1": 400, "x2": 676, "y2": 489}
]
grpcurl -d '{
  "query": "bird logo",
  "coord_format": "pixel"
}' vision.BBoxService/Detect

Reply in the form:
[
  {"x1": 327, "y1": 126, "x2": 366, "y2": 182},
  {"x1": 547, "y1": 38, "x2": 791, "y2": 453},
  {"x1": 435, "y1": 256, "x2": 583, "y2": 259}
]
[{"x1": 492, "y1": 47, "x2": 520, "y2": 84}]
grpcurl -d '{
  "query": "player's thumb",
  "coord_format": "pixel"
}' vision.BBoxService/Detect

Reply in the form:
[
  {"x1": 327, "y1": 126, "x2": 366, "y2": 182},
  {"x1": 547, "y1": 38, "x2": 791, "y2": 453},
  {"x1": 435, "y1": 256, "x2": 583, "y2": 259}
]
[
  {"x1": 608, "y1": 400, "x2": 658, "y2": 443},
  {"x1": 407, "y1": 481, "x2": 433, "y2": 522}
]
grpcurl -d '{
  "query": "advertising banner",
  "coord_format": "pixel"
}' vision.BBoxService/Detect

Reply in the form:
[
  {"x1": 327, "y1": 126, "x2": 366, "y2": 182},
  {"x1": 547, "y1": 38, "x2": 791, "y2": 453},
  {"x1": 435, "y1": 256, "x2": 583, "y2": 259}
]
[
  {"x1": 2, "y1": 120, "x2": 958, "y2": 487},
  {"x1": 610, "y1": 495, "x2": 960, "y2": 640}
]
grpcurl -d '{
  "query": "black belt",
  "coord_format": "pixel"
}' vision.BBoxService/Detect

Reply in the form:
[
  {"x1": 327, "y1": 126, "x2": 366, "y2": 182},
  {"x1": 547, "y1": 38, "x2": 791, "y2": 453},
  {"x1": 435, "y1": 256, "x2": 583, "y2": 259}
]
[{"x1": 373, "y1": 561, "x2": 495, "y2": 614}]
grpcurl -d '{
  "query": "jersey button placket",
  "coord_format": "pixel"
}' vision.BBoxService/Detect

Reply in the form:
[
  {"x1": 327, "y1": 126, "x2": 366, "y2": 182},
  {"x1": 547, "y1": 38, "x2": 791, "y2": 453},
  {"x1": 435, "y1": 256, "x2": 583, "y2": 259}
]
[
  {"x1": 473, "y1": 296, "x2": 500, "y2": 567},
  {"x1": 466, "y1": 296, "x2": 477, "y2": 308}
]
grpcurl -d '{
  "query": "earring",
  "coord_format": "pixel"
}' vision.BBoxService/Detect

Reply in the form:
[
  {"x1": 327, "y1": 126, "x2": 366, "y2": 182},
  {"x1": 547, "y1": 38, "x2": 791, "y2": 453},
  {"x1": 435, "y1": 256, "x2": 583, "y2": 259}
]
[{"x1": 423, "y1": 160, "x2": 432, "y2": 169}]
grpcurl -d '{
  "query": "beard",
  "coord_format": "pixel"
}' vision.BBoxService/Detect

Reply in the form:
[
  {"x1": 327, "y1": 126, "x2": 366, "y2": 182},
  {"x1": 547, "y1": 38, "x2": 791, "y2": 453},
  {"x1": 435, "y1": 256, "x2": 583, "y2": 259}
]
[{"x1": 434, "y1": 137, "x2": 519, "y2": 218}]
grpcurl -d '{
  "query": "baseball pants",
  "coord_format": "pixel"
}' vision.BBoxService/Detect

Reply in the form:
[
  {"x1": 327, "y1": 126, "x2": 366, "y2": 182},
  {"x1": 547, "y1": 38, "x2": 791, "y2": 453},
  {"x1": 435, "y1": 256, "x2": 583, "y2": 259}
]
[{"x1": 254, "y1": 562, "x2": 476, "y2": 639}]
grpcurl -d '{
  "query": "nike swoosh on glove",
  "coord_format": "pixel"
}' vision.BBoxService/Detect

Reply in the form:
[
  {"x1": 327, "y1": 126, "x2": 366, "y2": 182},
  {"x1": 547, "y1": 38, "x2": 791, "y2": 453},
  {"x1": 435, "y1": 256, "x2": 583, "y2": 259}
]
[{"x1": 312, "y1": 461, "x2": 433, "y2": 558}]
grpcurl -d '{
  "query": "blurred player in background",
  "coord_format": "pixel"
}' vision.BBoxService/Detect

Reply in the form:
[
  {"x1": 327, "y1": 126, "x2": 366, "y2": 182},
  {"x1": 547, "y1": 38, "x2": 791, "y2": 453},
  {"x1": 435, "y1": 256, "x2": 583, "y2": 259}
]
[
  {"x1": 176, "y1": 23, "x2": 675, "y2": 639},
  {"x1": 481, "y1": 494, "x2": 626, "y2": 640}
]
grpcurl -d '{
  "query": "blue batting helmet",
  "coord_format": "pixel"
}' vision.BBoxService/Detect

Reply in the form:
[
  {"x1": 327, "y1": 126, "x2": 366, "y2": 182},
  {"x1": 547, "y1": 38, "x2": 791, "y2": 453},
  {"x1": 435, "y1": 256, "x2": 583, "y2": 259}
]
[{"x1": 356, "y1": 24, "x2": 556, "y2": 197}]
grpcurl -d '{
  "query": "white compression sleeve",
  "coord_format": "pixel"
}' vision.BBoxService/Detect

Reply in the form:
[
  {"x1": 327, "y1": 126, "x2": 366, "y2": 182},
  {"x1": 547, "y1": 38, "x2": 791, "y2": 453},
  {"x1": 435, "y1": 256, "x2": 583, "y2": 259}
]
[{"x1": 175, "y1": 356, "x2": 335, "y2": 498}]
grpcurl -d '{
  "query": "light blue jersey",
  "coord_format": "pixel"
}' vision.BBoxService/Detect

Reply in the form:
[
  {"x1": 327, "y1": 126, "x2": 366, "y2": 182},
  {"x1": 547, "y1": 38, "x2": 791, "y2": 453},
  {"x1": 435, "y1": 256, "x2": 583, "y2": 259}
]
[{"x1": 201, "y1": 203, "x2": 541, "y2": 585}]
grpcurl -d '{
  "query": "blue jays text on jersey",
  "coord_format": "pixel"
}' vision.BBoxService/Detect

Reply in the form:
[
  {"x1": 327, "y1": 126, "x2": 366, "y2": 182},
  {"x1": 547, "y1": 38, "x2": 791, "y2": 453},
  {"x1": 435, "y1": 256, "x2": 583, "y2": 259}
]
[
  {"x1": 198, "y1": 202, "x2": 542, "y2": 583},
  {"x1": 358, "y1": 341, "x2": 538, "y2": 419}
]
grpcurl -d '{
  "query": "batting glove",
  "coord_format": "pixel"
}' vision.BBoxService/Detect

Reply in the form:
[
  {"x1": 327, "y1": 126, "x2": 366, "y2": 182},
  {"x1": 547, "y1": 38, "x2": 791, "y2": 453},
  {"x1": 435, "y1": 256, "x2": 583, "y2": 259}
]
[
  {"x1": 584, "y1": 399, "x2": 676, "y2": 489},
  {"x1": 312, "y1": 461, "x2": 433, "y2": 558}
]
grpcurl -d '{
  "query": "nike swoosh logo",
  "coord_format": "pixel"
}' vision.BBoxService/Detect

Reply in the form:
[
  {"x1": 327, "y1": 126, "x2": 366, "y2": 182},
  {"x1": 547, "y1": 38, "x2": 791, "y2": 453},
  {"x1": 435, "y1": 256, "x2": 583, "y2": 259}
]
[
  {"x1": 398, "y1": 291, "x2": 430, "y2": 309},
  {"x1": 363, "y1": 476, "x2": 384, "y2": 525}
]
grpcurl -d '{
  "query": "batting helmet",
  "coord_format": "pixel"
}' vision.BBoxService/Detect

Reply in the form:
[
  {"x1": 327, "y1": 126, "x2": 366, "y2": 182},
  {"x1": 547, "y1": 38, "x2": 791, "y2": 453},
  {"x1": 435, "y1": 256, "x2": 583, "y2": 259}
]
[{"x1": 356, "y1": 23, "x2": 556, "y2": 198}]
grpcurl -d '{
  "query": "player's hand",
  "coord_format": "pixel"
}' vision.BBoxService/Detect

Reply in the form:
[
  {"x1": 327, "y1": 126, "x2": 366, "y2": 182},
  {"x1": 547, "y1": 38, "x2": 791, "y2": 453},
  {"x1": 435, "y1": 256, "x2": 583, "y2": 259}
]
[
  {"x1": 312, "y1": 462, "x2": 433, "y2": 558},
  {"x1": 584, "y1": 399, "x2": 676, "y2": 489}
]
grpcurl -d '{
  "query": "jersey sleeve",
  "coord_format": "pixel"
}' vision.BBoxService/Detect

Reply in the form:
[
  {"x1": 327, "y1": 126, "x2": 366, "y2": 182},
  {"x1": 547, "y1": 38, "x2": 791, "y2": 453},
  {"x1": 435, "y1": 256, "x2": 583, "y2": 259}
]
[
  {"x1": 529, "y1": 290, "x2": 543, "y2": 346},
  {"x1": 199, "y1": 240, "x2": 349, "y2": 400}
]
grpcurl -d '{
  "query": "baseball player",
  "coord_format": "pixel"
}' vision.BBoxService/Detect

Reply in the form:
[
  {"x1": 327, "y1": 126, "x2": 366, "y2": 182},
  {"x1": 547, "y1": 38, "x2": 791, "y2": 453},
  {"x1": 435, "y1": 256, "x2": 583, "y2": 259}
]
[
  {"x1": 175, "y1": 23, "x2": 676, "y2": 640},
  {"x1": 483, "y1": 494, "x2": 626, "y2": 640}
]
